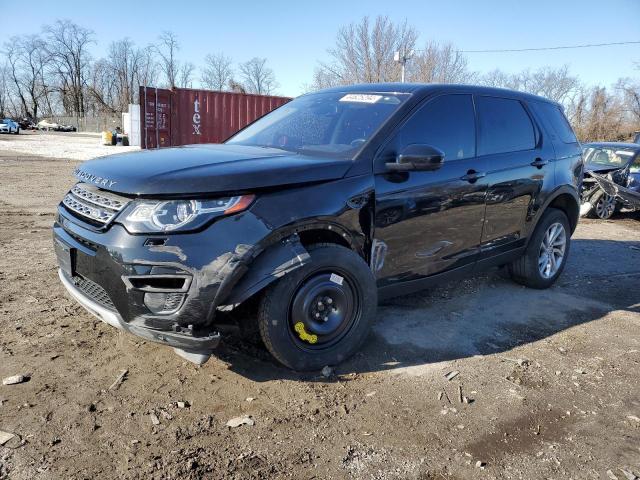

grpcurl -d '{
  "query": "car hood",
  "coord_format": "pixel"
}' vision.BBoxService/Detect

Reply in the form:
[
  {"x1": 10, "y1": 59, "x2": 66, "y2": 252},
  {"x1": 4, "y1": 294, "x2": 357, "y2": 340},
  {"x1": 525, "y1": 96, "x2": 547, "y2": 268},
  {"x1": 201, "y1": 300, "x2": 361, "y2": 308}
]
[
  {"x1": 584, "y1": 162, "x2": 627, "y2": 173},
  {"x1": 75, "y1": 144, "x2": 353, "y2": 196}
]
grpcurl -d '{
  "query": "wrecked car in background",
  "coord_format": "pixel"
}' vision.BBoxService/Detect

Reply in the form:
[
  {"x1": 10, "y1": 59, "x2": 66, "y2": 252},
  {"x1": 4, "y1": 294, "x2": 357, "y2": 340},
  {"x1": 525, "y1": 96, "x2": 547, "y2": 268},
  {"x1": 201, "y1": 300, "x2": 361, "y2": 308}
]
[{"x1": 580, "y1": 142, "x2": 640, "y2": 219}]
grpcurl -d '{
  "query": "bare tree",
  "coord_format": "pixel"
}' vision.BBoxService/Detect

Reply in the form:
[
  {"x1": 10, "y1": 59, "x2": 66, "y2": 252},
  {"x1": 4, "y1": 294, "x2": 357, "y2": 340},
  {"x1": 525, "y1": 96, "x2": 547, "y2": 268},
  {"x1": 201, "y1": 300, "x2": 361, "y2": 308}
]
[
  {"x1": 44, "y1": 20, "x2": 94, "y2": 120},
  {"x1": 201, "y1": 53, "x2": 233, "y2": 91},
  {"x1": 481, "y1": 69, "x2": 518, "y2": 90},
  {"x1": 616, "y1": 76, "x2": 640, "y2": 124},
  {"x1": 408, "y1": 41, "x2": 476, "y2": 84},
  {"x1": 481, "y1": 65, "x2": 580, "y2": 105},
  {"x1": 156, "y1": 31, "x2": 180, "y2": 88},
  {"x1": 0, "y1": 62, "x2": 10, "y2": 117},
  {"x1": 568, "y1": 86, "x2": 629, "y2": 141},
  {"x1": 88, "y1": 57, "x2": 118, "y2": 114},
  {"x1": 136, "y1": 45, "x2": 159, "y2": 90},
  {"x1": 88, "y1": 39, "x2": 159, "y2": 114},
  {"x1": 178, "y1": 62, "x2": 195, "y2": 88},
  {"x1": 313, "y1": 15, "x2": 417, "y2": 89},
  {"x1": 108, "y1": 38, "x2": 140, "y2": 107},
  {"x1": 524, "y1": 66, "x2": 580, "y2": 105},
  {"x1": 239, "y1": 57, "x2": 278, "y2": 94},
  {"x1": 4, "y1": 34, "x2": 52, "y2": 119}
]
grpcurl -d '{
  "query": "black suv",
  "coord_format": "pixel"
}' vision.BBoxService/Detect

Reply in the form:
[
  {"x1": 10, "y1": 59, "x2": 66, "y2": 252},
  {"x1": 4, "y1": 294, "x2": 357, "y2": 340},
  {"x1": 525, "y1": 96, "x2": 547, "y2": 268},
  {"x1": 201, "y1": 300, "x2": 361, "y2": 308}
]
[{"x1": 53, "y1": 84, "x2": 582, "y2": 370}]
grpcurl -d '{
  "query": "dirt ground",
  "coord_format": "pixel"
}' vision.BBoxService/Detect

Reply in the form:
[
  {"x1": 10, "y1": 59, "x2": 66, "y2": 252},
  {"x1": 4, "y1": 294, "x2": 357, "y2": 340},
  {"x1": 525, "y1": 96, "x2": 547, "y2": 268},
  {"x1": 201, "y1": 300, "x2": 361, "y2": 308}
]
[{"x1": 0, "y1": 139, "x2": 639, "y2": 479}]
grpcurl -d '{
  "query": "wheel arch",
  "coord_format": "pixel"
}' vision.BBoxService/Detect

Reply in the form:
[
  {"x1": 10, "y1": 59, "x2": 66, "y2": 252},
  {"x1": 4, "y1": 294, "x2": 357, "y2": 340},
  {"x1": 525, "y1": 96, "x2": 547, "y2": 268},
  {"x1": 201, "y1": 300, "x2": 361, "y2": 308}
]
[
  {"x1": 220, "y1": 221, "x2": 368, "y2": 308},
  {"x1": 537, "y1": 186, "x2": 580, "y2": 235},
  {"x1": 548, "y1": 192, "x2": 580, "y2": 234}
]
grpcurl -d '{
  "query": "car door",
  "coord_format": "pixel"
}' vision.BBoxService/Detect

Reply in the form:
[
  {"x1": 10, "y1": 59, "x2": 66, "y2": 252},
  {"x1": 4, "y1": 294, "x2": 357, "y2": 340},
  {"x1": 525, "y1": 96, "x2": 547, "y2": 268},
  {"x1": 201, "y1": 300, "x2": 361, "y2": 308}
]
[
  {"x1": 373, "y1": 93, "x2": 488, "y2": 286},
  {"x1": 474, "y1": 95, "x2": 554, "y2": 258}
]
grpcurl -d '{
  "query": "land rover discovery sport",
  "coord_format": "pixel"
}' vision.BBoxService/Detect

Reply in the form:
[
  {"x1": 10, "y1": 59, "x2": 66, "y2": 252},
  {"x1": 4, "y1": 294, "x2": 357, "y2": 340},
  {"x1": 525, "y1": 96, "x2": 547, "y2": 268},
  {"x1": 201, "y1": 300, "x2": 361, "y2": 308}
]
[{"x1": 53, "y1": 84, "x2": 582, "y2": 370}]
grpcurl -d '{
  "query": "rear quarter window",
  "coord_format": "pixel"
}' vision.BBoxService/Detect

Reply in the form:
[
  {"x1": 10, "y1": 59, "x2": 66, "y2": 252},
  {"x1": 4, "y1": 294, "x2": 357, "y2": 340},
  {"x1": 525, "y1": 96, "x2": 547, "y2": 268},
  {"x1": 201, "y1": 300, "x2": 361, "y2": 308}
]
[
  {"x1": 476, "y1": 96, "x2": 536, "y2": 156},
  {"x1": 531, "y1": 101, "x2": 577, "y2": 144}
]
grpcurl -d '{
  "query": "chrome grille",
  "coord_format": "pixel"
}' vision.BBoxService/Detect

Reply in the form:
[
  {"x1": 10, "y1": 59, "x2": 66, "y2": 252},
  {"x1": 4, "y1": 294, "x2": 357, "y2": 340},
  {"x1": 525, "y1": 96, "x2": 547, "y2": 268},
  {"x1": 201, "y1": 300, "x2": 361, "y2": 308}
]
[
  {"x1": 62, "y1": 183, "x2": 129, "y2": 225},
  {"x1": 72, "y1": 275, "x2": 116, "y2": 311}
]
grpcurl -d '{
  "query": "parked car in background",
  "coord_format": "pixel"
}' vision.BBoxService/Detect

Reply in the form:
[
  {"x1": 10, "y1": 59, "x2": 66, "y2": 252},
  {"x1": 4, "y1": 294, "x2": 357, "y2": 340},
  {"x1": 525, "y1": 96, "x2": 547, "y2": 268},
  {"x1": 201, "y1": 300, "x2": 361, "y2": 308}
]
[
  {"x1": 37, "y1": 119, "x2": 61, "y2": 131},
  {"x1": 54, "y1": 84, "x2": 582, "y2": 370},
  {"x1": 17, "y1": 118, "x2": 36, "y2": 130},
  {"x1": 580, "y1": 142, "x2": 640, "y2": 219},
  {"x1": 0, "y1": 118, "x2": 20, "y2": 134},
  {"x1": 59, "y1": 124, "x2": 77, "y2": 132}
]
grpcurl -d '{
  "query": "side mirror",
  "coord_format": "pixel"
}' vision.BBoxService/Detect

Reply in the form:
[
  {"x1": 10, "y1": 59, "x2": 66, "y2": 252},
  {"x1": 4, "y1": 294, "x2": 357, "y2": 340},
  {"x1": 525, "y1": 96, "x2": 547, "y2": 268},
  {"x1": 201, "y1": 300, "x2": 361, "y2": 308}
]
[{"x1": 386, "y1": 144, "x2": 445, "y2": 172}]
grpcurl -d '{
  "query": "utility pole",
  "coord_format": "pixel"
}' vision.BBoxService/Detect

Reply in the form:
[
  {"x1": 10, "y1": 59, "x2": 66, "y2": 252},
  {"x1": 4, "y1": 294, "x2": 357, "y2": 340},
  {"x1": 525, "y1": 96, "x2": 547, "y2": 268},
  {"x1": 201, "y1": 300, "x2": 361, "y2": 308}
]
[{"x1": 394, "y1": 49, "x2": 414, "y2": 83}]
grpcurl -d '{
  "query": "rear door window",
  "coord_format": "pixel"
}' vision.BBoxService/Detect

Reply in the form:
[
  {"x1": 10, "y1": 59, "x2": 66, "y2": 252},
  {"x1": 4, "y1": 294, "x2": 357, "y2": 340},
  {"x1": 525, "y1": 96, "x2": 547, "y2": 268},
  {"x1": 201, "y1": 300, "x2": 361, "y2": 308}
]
[
  {"x1": 393, "y1": 94, "x2": 476, "y2": 161},
  {"x1": 476, "y1": 97, "x2": 536, "y2": 156}
]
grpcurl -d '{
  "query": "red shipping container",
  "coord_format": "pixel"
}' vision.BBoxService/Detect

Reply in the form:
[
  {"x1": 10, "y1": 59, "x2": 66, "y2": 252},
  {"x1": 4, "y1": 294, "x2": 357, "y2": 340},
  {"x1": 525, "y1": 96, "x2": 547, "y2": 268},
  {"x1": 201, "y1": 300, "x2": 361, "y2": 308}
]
[{"x1": 139, "y1": 86, "x2": 290, "y2": 149}]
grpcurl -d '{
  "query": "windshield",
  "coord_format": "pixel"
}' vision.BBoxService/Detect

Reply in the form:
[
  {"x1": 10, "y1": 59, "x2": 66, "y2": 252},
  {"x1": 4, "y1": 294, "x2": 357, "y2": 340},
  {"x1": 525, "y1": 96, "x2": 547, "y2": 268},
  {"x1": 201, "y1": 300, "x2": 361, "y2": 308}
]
[
  {"x1": 226, "y1": 92, "x2": 410, "y2": 159},
  {"x1": 583, "y1": 146, "x2": 634, "y2": 168}
]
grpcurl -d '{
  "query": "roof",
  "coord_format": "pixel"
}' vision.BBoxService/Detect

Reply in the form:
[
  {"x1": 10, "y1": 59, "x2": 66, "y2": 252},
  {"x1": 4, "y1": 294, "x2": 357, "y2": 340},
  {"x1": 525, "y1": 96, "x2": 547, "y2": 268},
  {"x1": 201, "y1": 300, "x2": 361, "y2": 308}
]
[
  {"x1": 316, "y1": 82, "x2": 558, "y2": 104},
  {"x1": 584, "y1": 142, "x2": 640, "y2": 151}
]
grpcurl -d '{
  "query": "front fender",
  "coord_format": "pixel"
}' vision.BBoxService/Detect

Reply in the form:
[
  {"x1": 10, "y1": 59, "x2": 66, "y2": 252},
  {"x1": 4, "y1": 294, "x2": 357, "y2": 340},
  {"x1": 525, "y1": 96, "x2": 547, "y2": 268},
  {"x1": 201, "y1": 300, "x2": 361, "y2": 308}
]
[
  {"x1": 222, "y1": 235, "x2": 310, "y2": 306},
  {"x1": 216, "y1": 174, "x2": 374, "y2": 309}
]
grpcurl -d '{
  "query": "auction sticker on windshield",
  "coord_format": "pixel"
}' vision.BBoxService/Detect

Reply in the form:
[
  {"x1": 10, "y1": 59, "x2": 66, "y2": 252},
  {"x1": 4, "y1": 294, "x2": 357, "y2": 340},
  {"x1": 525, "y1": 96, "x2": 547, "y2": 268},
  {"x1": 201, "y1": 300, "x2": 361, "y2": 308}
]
[{"x1": 339, "y1": 94, "x2": 383, "y2": 103}]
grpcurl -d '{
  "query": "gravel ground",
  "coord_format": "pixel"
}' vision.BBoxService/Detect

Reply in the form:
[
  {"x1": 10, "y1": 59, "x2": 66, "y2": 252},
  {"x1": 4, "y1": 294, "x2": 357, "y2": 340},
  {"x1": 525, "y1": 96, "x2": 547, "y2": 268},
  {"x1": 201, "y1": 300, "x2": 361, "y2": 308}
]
[
  {"x1": 0, "y1": 130, "x2": 138, "y2": 161},
  {"x1": 0, "y1": 136, "x2": 639, "y2": 479}
]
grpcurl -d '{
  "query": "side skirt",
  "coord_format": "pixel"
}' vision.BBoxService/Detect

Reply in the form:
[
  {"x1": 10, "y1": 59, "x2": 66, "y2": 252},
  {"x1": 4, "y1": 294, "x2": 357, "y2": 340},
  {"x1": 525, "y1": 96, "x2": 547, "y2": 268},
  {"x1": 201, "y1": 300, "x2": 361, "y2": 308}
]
[{"x1": 377, "y1": 247, "x2": 525, "y2": 301}]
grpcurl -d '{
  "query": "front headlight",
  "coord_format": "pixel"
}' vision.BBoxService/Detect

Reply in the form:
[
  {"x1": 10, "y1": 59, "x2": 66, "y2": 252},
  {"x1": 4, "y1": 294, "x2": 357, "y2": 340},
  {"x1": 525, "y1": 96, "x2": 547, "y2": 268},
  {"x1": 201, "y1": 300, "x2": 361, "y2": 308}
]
[{"x1": 119, "y1": 195, "x2": 254, "y2": 233}]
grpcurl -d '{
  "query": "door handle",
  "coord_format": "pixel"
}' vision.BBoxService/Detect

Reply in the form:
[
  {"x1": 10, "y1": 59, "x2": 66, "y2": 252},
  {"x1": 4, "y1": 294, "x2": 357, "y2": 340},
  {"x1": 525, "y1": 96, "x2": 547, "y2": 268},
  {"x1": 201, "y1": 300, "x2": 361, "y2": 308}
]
[
  {"x1": 460, "y1": 170, "x2": 486, "y2": 182},
  {"x1": 531, "y1": 158, "x2": 548, "y2": 168}
]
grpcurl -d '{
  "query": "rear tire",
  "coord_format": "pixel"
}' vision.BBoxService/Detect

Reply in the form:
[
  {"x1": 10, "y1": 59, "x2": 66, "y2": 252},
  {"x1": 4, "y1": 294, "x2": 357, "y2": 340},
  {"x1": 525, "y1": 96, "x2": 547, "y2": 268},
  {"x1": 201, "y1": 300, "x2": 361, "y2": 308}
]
[
  {"x1": 257, "y1": 244, "x2": 377, "y2": 371},
  {"x1": 508, "y1": 208, "x2": 571, "y2": 289}
]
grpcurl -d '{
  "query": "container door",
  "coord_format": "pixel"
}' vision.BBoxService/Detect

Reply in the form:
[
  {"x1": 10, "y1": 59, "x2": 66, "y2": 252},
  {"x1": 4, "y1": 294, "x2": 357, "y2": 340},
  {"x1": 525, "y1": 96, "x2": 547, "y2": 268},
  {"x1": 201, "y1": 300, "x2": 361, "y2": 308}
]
[{"x1": 141, "y1": 87, "x2": 172, "y2": 149}]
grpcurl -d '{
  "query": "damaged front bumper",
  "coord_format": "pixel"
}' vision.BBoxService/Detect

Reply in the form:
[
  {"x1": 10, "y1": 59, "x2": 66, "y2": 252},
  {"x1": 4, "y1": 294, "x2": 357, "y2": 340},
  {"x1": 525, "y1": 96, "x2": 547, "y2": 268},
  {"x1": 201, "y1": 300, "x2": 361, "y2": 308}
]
[
  {"x1": 58, "y1": 269, "x2": 219, "y2": 364},
  {"x1": 53, "y1": 204, "x2": 308, "y2": 364}
]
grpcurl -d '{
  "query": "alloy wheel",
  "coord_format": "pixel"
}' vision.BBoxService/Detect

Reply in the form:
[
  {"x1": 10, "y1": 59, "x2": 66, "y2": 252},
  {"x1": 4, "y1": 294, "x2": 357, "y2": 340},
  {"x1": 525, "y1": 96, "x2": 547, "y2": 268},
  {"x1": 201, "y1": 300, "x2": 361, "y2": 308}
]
[
  {"x1": 538, "y1": 222, "x2": 566, "y2": 279},
  {"x1": 595, "y1": 193, "x2": 616, "y2": 219}
]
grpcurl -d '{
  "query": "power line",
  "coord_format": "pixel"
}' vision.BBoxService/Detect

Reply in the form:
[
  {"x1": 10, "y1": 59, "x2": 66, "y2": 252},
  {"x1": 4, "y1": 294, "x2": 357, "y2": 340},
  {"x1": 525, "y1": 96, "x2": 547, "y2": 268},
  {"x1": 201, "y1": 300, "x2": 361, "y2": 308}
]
[{"x1": 458, "y1": 40, "x2": 640, "y2": 54}]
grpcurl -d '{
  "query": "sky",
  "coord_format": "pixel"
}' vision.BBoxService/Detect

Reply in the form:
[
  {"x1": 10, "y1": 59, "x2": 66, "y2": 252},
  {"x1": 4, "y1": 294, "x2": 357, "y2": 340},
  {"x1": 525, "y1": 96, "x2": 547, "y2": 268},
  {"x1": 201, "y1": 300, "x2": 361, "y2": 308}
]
[{"x1": 3, "y1": 0, "x2": 639, "y2": 97}]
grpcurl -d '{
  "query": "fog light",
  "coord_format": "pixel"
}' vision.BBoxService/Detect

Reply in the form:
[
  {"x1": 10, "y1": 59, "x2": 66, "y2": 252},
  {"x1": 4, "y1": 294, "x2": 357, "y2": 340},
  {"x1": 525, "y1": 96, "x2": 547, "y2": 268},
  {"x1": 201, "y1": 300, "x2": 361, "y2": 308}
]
[{"x1": 144, "y1": 292, "x2": 185, "y2": 314}]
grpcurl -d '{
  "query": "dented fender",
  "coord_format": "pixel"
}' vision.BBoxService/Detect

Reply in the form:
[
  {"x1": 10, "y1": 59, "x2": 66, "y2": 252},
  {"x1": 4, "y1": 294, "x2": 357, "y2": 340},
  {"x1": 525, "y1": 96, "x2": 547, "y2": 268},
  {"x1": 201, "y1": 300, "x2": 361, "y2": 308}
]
[{"x1": 222, "y1": 236, "x2": 310, "y2": 306}]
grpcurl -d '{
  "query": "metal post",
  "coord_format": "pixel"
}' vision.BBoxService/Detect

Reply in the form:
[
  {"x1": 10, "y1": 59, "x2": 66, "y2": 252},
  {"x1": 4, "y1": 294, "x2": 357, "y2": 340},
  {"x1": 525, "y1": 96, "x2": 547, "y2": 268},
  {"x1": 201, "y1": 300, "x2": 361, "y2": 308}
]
[{"x1": 395, "y1": 49, "x2": 413, "y2": 83}]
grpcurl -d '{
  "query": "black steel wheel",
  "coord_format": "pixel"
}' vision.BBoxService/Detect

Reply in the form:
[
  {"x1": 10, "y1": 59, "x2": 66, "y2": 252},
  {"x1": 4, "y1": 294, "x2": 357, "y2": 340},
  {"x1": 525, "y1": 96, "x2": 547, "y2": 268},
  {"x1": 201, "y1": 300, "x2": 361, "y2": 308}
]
[
  {"x1": 289, "y1": 270, "x2": 360, "y2": 350},
  {"x1": 257, "y1": 243, "x2": 377, "y2": 371}
]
